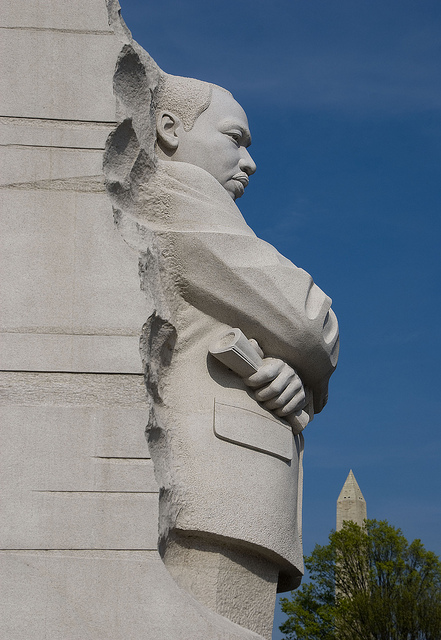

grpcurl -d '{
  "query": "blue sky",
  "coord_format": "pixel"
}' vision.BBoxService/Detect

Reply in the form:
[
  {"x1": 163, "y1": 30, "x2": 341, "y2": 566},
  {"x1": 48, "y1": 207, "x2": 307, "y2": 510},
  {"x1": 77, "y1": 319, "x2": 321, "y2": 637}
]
[{"x1": 118, "y1": 1, "x2": 441, "y2": 637}]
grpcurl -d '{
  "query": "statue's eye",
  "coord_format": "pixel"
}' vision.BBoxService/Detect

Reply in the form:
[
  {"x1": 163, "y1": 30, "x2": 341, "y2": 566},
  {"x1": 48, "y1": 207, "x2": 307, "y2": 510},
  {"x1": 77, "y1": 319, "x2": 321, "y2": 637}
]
[{"x1": 228, "y1": 132, "x2": 241, "y2": 144}]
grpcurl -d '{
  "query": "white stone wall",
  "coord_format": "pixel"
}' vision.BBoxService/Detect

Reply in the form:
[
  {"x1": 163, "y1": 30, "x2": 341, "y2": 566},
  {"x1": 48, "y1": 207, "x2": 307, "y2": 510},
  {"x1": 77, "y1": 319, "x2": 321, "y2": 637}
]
[{"x1": 0, "y1": 2, "x2": 268, "y2": 636}]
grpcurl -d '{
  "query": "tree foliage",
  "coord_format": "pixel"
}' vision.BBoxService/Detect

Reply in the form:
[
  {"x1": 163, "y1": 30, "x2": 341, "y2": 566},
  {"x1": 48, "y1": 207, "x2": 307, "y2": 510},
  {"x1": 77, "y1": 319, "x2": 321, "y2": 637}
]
[{"x1": 280, "y1": 519, "x2": 441, "y2": 640}]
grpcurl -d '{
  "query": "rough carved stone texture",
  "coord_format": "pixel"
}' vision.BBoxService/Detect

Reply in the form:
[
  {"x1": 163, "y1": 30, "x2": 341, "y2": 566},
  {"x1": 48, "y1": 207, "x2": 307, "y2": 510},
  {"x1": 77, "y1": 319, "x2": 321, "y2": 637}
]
[{"x1": 0, "y1": 0, "x2": 269, "y2": 637}]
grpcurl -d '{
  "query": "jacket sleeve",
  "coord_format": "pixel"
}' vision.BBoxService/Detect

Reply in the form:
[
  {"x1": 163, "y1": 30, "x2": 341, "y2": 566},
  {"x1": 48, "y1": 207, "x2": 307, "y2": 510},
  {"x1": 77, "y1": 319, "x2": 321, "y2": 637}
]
[{"x1": 161, "y1": 229, "x2": 339, "y2": 414}]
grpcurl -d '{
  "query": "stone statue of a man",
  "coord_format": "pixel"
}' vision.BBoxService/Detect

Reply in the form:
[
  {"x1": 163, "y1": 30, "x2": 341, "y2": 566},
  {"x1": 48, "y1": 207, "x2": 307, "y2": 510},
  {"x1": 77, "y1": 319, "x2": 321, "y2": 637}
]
[{"x1": 104, "y1": 37, "x2": 339, "y2": 639}]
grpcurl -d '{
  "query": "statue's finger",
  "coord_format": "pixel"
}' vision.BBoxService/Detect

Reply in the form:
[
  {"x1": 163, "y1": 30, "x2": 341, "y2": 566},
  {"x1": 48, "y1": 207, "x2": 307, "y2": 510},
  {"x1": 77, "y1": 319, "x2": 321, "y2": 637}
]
[
  {"x1": 248, "y1": 338, "x2": 264, "y2": 359},
  {"x1": 275, "y1": 390, "x2": 307, "y2": 417},
  {"x1": 244, "y1": 359, "x2": 283, "y2": 388},
  {"x1": 254, "y1": 366, "x2": 300, "y2": 401},
  {"x1": 263, "y1": 379, "x2": 305, "y2": 411}
]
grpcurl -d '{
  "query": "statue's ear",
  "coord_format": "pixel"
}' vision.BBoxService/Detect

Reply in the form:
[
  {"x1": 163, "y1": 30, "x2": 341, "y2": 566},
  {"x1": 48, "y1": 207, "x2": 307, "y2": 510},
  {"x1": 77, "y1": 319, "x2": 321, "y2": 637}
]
[{"x1": 156, "y1": 111, "x2": 181, "y2": 151}]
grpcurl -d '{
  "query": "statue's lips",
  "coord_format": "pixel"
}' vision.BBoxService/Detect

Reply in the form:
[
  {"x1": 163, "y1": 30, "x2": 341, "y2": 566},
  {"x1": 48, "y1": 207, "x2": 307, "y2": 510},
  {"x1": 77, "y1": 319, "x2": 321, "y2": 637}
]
[
  {"x1": 232, "y1": 173, "x2": 249, "y2": 187},
  {"x1": 231, "y1": 173, "x2": 249, "y2": 196}
]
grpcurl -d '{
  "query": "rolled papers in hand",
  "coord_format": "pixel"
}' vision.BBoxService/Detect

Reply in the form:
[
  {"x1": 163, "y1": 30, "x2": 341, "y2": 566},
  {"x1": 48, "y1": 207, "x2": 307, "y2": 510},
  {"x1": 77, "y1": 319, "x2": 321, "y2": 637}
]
[{"x1": 209, "y1": 328, "x2": 310, "y2": 435}]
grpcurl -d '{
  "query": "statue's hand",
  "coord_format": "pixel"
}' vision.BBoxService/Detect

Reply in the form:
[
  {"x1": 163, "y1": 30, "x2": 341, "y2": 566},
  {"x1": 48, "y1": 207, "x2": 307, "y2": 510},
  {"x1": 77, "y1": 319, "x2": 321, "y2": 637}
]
[{"x1": 244, "y1": 340, "x2": 307, "y2": 419}]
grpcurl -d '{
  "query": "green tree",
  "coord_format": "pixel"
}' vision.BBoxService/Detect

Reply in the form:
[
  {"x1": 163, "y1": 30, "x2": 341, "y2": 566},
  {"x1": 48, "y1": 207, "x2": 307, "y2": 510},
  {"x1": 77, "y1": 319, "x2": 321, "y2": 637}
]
[{"x1": 280, "y1": 519, "x2": 441, "y2": 640}]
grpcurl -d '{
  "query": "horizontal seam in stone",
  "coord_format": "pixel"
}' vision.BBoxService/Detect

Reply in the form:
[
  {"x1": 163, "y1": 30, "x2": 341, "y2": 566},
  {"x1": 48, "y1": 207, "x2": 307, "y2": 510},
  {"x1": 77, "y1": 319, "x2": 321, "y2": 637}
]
[
  {"x1": 0, "y1": 115, "x2": 117, "y2": 126},
  {"x1": 0, "y1": 549, "x2": 158, "y2": 552},
  {"x1": 32, "y1": 491, "x2": 158, "y2": 494},
  {"x1": 0, "y1": 331, "x2": 138, "y2": 337},
  {"x1": 0, "y1": 180, "x2": 106, "y2": 195},
  {"x1": 93, "y1": 457, "x2": 151, "y2": 461},
  {"x1": 0, "y1": 26, "x2": 115, "y2": 36},
  {"x1": 0, "y1": 369, "x2": 144, "y2": 375},
  {"x1": 0, "y1": 144, "x2": 105, "y2": 151}
]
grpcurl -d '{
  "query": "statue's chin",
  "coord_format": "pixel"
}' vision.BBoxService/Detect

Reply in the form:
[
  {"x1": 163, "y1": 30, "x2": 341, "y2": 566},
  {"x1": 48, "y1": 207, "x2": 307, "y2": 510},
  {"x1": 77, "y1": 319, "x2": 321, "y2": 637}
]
[{"x1": 224, "y1": 180, "x2": 244, "y2": 201}]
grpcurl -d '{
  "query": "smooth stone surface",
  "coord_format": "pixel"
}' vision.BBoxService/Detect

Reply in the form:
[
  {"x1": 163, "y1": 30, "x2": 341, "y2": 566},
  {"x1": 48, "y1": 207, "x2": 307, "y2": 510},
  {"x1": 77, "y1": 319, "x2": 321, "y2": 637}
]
[
  {"x1": 164, "y1": 534, "x2": 279, "y2": 640},
  {"x1": 2, "y1": 491, "x2": 158, "y2": 550},
  {"x1": 0, "y1": 551, "x2": 265, "y2": 640},
  {"x1": 0, "y1": 372, "x2": 156, "y2": 550},
  {"x1": 0, "y1": 116, "x2": 114, "y2": 149},
  {"x1": 0, "y1": 29, "x2": 121, "y2": 121},
  {"x1": 1, "y1": 146, "x2": 104, "y2": 186},
  {"x1": 0, "y1": 188, "x2": 148, "y2": 347},
  {"x1": 0, "y1": 334, "x2": 142, "y2": 373},
  {"x1": 2, "y1": 0, "x2": 115, "y2": 31}
]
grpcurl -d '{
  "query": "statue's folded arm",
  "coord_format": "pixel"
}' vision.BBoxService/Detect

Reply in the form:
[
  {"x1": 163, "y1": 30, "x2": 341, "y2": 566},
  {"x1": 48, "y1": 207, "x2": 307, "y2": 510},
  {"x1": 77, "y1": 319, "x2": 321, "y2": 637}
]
[{"x1": 160, "y1": 229, "x2": 339, "y2": 414}]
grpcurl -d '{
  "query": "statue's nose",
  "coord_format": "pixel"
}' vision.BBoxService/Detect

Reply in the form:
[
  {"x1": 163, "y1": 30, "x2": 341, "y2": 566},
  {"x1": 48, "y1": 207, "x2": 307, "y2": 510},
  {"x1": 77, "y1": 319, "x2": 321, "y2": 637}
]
[{"x1": 239, "y1": 149, "x2": 257, "y2": 176}]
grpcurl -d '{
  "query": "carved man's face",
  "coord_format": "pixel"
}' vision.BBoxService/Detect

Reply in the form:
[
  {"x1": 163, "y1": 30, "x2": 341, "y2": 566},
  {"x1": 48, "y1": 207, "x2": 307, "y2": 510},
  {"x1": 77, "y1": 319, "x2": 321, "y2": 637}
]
[{"x1": 159, "y1": 88, "x2": 257, "y2": 200}]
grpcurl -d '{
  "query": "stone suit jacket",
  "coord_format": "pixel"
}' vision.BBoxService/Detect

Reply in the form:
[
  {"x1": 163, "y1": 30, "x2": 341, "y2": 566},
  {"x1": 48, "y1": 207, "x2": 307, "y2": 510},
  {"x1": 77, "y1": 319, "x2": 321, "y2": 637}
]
[{"x1": 113, "y1": 159, "x2": 339, "y2": 590}]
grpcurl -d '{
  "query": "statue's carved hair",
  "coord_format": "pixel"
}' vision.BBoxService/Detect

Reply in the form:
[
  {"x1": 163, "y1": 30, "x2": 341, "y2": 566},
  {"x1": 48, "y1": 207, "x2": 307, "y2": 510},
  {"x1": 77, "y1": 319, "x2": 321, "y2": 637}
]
[
  {"x1": 157, "y1": 74, "x2": 231, "y2": 131},
  {"x1": 105, "y1": 45, "x2": 235, "y2": 205}
]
